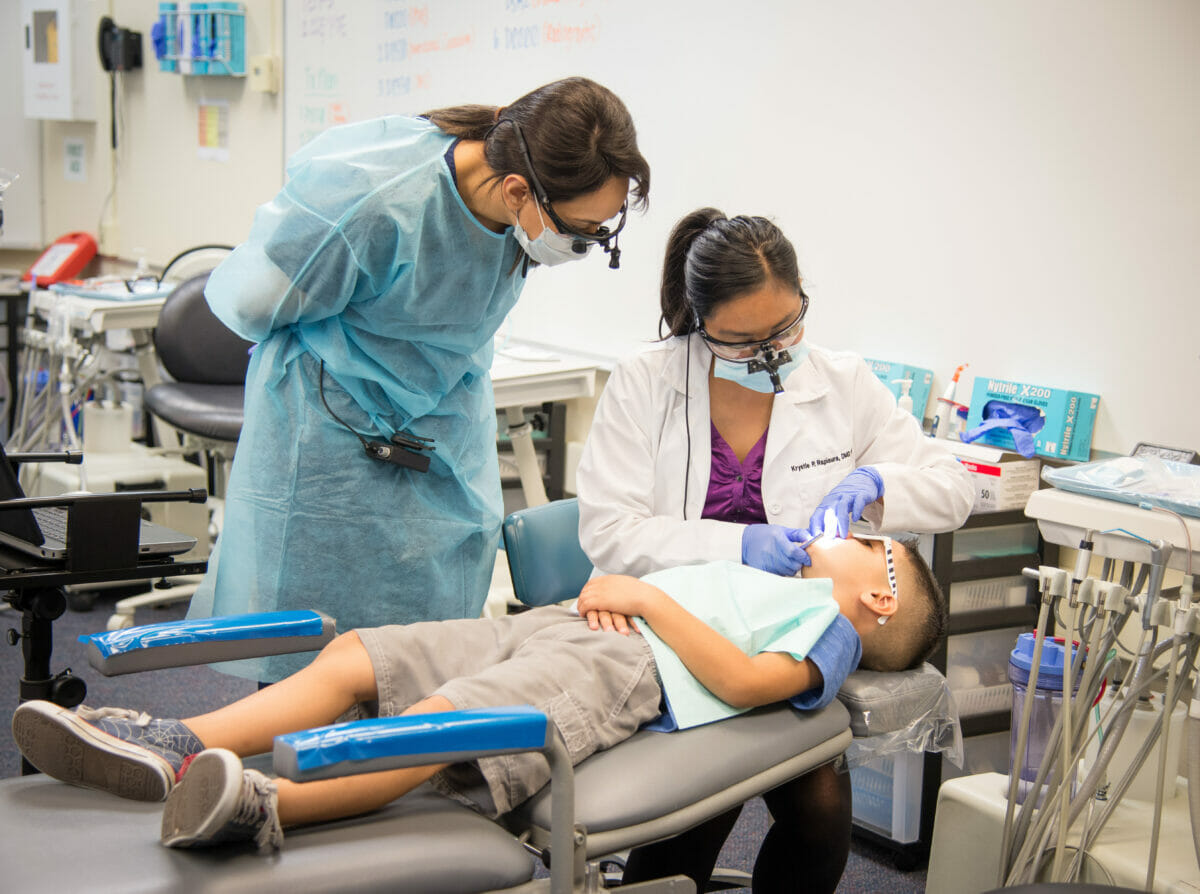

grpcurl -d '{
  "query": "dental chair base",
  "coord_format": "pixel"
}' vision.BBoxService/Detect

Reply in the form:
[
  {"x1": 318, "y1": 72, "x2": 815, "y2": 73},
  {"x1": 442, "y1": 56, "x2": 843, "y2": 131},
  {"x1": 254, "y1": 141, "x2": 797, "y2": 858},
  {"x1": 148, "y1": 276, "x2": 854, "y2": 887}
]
[{"x1": 926, "y1": 772, "x2": 1200, "y2": 894}]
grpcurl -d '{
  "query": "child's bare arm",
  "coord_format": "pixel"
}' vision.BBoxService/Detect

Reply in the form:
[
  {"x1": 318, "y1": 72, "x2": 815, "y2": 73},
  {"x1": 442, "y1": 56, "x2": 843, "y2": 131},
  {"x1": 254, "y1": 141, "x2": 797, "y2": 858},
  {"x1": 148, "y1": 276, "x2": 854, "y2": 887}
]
[{"x1": 576, "y1": 576, "x2": 822, "y2": 709}]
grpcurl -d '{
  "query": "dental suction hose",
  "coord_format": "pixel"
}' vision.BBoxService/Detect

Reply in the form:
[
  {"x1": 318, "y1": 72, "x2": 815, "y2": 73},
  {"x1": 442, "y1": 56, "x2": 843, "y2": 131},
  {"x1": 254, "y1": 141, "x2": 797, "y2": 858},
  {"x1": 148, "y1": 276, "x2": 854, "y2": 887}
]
[
  {"x1": 1184, "y1": 572, "x2": 1200, "y2": 875},
  {"x1": 1147, "y1": 631, "x2": 1180, "y2": 890},
  {"x1": 1052, "y1": 594, "x2": 1089, "y2": 880},
  {"x1": 1190, "y1": 707, "x2": 1200, "y2": 873},
  {"x1": 1051, "y1": 537, "x2": 1095, "y2": 880},
  {"x1": 1000, "y1": 565, "x2": 1067, "y2": 883},
  {"x1": 1007, "y1": 579, "x2": 1154, "y2": 886}
]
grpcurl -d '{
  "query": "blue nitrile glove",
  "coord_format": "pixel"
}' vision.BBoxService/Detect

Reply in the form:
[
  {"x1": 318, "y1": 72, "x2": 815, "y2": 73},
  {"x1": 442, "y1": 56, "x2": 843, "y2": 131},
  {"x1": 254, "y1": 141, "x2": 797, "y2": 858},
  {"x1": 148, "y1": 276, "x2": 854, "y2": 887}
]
[
  {"x1": 741, "y1": 524, "x2": 814, "y2": 576},
  {"x1": 151, "y1": 20, "x2": 168, "y2": 60},
  {"x1": 807, "y1": 467, "x2": 885, "y2": 539}
]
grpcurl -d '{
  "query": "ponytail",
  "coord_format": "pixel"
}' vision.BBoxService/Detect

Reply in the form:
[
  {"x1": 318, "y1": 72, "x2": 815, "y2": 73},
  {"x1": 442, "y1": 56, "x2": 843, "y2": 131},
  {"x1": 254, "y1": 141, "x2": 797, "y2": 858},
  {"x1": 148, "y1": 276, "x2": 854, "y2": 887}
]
[
  {"x1": 658, "y1": 208, "x2": 804, "y2": 340},
  {"x1": 659, "y1": 208, "x2": 726, "y2": 337},
  {"x1": 422, "y1": 104, "x2": 500, "y2": 140},
  {"x1": 424, "y1": 78, "x2": 650, "y2": 208}
]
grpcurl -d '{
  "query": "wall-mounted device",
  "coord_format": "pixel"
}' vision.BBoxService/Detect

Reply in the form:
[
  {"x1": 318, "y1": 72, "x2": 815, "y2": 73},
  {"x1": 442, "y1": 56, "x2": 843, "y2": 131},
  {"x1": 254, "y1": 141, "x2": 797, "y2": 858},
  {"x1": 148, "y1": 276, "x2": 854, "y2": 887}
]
[
  {"x1": 97, "y1": 16, "x2": 142, "y2": 72},
  {"x1": 22, "y1": 232, "x2": 97, "y2": 285},
  {"x1": 20, "y1": 0, "x2": 96, "y2": 121}
]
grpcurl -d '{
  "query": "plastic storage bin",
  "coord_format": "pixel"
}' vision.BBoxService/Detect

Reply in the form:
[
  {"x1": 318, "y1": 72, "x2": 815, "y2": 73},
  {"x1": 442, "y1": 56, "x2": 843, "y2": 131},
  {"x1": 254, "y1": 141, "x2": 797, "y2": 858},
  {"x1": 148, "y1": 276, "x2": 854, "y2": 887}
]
[
  {"x1": 950, "y1": 522, "x2": 1039, "y2": 562},
  {"x1": 948, "y1": 575, "x2": 1031, "y2": 614},
  {"x1": 945, "y1": 625, "x2": 1029, "y2": 717},
  {"x1": 941, "y1": 731, "x2": 1009, "y2": 783},
  {"x1": 849, "y1": 749, "x2": 924, "y2": 844}
]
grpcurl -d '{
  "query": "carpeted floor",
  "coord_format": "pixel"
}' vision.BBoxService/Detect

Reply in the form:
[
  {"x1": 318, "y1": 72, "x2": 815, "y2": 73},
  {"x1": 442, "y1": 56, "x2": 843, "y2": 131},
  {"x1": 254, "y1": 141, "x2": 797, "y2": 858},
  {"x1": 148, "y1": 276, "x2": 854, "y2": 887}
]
[{"x1": 0, "y1": 591, "x2": 927, "y2": 892}]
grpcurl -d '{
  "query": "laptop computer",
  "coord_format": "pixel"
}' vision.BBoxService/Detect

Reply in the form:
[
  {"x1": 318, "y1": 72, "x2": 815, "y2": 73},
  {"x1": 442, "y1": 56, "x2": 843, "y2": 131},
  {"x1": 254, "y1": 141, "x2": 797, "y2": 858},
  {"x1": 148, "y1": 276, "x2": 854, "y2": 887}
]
[{"x1": 0, "y1": 445, "x2": 196, "y2": 561}]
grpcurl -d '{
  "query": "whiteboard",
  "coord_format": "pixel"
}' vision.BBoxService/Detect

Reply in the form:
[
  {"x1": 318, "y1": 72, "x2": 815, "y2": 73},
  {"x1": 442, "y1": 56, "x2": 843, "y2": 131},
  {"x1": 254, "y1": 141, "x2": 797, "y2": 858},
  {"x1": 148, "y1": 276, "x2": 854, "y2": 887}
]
[
  {"x1": 283, "y1": 0, "x2": 1200, "y2": 457},
  {"x1": 0, "y1": 0, "x2": 43, "y2": 250}
]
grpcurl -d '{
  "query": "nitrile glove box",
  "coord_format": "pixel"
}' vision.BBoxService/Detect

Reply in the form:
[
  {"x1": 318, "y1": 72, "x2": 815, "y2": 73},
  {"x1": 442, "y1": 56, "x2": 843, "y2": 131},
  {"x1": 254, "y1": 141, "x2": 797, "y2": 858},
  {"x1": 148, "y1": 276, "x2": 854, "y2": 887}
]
[
  {"x1": 864, "y1": 359, "x2": 934, "y2": 422},
  {"x1": 964, "y1": 377, "x2": 1100, "y2": 463}
]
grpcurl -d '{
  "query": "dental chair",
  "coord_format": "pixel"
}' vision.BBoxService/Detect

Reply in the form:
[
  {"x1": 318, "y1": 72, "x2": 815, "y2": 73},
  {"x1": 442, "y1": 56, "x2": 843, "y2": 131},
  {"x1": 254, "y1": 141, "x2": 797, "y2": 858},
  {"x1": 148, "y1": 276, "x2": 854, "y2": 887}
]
[
  {"x1": 143, "y1": 269, "x2": 251, "y2": 503},
  {"x1": 1, "y1": 498, "x2": 956, "y2": 892}
]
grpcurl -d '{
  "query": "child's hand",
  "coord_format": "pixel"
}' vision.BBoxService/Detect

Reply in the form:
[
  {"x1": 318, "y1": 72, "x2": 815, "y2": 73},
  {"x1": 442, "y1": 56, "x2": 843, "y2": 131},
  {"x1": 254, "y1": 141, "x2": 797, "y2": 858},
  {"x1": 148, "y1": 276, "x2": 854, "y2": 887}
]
[
  {"x1": 583, "y1": 608, "x2": 639, "y2": 635},
  {"x1": 577, "y1": 575, "x2": 662, "y2": 634}
]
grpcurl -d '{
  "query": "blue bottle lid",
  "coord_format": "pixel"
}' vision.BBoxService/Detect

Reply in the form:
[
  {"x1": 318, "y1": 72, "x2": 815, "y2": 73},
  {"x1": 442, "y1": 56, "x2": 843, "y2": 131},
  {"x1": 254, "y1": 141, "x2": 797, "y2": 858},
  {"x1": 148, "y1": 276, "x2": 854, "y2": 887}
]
[{"x1": 1008, "y1": 632, "x2": 1080, "y2": 690}]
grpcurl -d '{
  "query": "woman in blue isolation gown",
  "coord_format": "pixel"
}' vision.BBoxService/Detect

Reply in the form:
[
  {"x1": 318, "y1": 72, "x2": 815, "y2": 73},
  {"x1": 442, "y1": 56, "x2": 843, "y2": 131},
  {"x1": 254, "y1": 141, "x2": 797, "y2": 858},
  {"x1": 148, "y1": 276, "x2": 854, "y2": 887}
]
[{"x1": 188, "y1": 77, "x2": 650, "y2": 682}]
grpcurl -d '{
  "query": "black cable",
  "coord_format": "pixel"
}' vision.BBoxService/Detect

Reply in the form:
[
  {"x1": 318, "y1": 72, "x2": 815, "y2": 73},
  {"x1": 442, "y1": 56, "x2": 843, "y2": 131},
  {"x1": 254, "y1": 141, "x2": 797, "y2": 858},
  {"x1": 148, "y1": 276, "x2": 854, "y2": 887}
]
[
  {"x1": 317, "y1": 360, "x2": 369, "y2": 450},
  {"x1": 109, "y1": 73, "x2": 118, "y2": 149},
  {"x1": 683, "y1": 333, "x2": 692, "y2": 520}
]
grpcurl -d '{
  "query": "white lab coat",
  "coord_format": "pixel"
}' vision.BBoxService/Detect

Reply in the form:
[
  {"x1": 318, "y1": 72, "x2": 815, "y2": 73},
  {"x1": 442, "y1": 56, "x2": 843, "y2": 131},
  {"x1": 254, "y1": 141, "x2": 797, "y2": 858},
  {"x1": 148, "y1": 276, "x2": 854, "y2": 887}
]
[{"x1": 576, "y1": 334, "x2": 975, "y2": 577}]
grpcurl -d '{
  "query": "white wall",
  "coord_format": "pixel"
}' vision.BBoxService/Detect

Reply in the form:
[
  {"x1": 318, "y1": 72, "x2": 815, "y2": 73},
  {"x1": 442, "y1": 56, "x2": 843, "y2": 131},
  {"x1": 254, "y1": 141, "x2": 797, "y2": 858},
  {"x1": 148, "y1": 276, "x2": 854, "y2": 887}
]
[
  {"x1": 0, "y1": 1, "x2": 43, "y2": 251},
  {"x1": 23, "y1": 0, "x2": 285, "y2": 266},
  {"x1": 9, "y1": 0, "x2": 1199, "y2": 458},
  {"x1": 501, "y1": 1, "x2": 1200, "y2": 457}
]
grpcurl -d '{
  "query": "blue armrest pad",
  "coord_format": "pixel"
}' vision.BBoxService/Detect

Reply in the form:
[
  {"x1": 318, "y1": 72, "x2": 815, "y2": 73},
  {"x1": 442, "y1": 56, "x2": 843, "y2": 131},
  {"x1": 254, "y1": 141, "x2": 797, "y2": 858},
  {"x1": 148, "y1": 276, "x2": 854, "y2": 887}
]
[
  {"x1": 81, "y1": 610, "x2": 337, "y2": 676},
  {"x1": 274, "y1": 706, "x2": 551, "y2": 782}
]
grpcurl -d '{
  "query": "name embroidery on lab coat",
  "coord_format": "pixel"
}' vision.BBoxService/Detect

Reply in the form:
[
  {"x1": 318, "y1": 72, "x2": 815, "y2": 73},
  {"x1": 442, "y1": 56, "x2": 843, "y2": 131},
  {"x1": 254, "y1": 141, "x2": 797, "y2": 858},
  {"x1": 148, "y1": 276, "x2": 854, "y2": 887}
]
[{"x1": 791, "y1": 449, "x2": 852, "y2": 472}]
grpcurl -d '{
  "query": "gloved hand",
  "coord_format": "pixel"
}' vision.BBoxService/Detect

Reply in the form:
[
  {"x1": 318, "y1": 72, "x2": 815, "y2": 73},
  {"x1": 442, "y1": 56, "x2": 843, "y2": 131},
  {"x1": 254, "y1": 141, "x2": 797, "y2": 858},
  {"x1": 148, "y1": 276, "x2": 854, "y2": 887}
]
[
  {"x1": 807, "y1": 467, "x2": 885, "y2": 539},
  {"x1": 741, "y1": 524, "x2": 813, "y2": 576}
]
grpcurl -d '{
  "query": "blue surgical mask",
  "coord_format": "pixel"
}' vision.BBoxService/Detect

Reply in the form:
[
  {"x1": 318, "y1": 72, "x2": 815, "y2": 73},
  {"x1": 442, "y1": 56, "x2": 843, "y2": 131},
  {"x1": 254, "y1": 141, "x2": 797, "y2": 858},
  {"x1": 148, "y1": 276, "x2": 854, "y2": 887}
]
[
  {"x1": 712, "y1": 342, "x2": 810, "y2": 393},
  {"x1": 512, "y1": 200, "x2": 592, "y2": 267}
]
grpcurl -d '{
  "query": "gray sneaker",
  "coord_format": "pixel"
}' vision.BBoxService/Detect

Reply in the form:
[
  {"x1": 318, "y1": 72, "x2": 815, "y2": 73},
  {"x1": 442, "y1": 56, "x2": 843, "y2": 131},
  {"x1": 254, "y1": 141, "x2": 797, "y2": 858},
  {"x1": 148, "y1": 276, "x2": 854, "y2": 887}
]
[
  {"x1": 11, "y1": 701, "x2": 201, "y2": 801},
  {"x1": 161, "y1": 748, "x2": 284, "y2": 852},
  {"x1": 75, "y1": 704, "x2": 203, "y2": 772}
]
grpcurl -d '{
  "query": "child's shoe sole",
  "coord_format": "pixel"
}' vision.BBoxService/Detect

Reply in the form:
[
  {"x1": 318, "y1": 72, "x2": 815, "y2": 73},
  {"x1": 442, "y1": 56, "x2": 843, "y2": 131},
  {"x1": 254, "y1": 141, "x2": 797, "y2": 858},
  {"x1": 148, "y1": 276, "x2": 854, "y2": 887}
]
[
  {"x1": 11, "y1": 701, "x2": 173, "y2": 801},
  {"x1": 161, "y1": 749, "x2": 244, "y2": 848}
]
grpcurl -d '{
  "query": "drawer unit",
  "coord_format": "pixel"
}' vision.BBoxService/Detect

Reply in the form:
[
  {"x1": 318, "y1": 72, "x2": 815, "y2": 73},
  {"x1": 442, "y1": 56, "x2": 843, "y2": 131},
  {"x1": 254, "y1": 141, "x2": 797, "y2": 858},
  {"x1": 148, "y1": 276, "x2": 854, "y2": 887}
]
[
  {"x1": 951, "y1": 522, "x2": 1039, "y2": 562},
  {"x1": 948, "y1": 575, "x2": 1031, "y2": 615}
]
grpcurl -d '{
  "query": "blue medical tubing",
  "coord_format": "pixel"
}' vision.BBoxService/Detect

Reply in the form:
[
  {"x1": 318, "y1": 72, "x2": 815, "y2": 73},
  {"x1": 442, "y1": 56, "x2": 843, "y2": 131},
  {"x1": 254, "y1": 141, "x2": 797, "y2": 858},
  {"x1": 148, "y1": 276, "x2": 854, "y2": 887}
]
[{"x1": 81, "y1": 610, "x2": 327, "y2": 658}]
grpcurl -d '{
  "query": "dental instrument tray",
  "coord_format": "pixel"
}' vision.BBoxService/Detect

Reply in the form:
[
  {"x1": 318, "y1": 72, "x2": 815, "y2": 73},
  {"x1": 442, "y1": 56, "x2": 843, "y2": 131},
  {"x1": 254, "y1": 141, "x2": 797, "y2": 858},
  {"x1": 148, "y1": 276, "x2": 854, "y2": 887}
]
[
  {"x1": 49, "y1": 277, "x2": 176, "y2": 301},
  {"x1": 1025, "y1": 487, "x2": 1200, "y2": 572},
  {"x1": 1042, "y1": 454, "x2": 1200, "y2": 519}
]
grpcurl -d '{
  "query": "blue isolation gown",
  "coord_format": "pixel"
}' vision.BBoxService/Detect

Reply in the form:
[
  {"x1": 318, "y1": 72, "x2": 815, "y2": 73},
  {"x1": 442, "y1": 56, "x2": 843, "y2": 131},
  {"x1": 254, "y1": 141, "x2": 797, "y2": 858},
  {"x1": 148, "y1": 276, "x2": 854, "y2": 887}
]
[{"x1": 188, "y1": 116, "x2": 525, "y2": 681}]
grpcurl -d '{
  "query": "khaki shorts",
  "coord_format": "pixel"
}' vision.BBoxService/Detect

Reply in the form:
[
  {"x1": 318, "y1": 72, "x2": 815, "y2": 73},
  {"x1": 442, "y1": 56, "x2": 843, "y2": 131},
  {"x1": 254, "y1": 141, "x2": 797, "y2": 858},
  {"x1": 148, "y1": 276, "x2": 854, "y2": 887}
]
[{"x1": 355, "y1": 605, "x2": 663, "y2": 816}]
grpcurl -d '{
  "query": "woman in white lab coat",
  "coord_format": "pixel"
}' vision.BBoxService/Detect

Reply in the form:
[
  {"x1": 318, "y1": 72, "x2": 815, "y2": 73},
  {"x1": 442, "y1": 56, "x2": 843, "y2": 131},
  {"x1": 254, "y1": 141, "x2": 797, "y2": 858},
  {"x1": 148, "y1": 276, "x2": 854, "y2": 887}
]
[{"x1": 575, "y1": 208, "x2": 974, "y2": 892}]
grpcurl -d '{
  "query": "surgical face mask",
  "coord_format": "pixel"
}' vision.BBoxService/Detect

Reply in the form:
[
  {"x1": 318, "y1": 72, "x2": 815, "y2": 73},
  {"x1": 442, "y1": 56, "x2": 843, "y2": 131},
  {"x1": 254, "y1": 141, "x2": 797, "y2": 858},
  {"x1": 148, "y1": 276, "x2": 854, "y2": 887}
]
[
  {"x1": 512, "y1": 199, "x2": 593, "y2": 267},
  {"x1": 712, "y1": 341, "x2": 810, "y2": 394}
]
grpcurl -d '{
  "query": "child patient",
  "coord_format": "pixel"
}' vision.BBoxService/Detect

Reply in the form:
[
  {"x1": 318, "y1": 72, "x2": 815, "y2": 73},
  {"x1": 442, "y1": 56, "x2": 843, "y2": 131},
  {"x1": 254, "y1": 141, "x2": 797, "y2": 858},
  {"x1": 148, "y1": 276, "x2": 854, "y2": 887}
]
[{"x1": 12, "y1": 534, "x2": 945, "y2": 853}]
